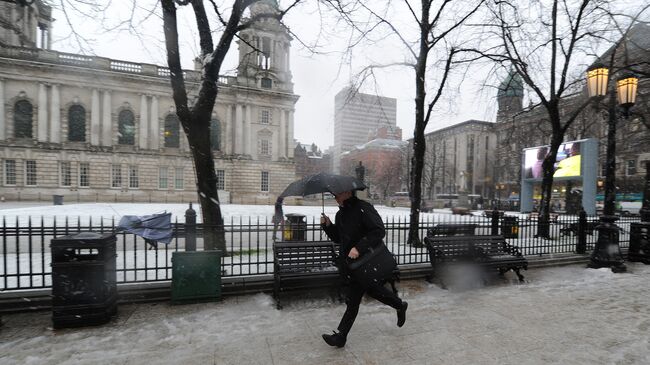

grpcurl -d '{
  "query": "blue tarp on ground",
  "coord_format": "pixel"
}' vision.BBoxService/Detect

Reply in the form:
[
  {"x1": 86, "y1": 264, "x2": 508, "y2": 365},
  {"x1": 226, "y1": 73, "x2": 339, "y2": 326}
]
[{"x1": 117, "y1": 212, "x2": 173, "y2": 244}]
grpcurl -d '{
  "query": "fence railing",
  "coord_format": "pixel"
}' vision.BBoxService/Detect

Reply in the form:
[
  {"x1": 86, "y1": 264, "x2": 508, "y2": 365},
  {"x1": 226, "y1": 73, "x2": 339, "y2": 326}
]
[{"x1": 0, "y1": 213, "x2": 640, "y2": 291}]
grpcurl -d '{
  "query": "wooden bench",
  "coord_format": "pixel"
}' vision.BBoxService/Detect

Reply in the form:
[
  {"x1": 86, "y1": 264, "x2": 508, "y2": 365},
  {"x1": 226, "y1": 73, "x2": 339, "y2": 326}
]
[
  {"x1": 559, "y1": 221, "x2": 598, "y2": 236},
  {"x1": 424, "y1": 235, "x2": 528, "y2": 288},
  {"x1": 427, "y1": 223, "x2": 477, "y2": 237},
  {"x1": 273, "y1": 240, "x2": 400, "y2": 309},
  {"x1": 273, "y1": 240, "x2": 341, "y2": 309}
]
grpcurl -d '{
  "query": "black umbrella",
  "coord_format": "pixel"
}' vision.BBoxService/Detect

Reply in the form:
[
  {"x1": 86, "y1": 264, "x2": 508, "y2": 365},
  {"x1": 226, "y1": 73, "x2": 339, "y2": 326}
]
[{"x1": 279, "y1": 173, "x2": 367, "y2": 212}]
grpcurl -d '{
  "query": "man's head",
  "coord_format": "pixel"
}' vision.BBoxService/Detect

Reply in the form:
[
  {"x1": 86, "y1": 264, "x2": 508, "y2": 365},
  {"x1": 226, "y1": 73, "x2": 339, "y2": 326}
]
[{"x1": 333, "y1": 190, "x2": 353, "y2": 206}]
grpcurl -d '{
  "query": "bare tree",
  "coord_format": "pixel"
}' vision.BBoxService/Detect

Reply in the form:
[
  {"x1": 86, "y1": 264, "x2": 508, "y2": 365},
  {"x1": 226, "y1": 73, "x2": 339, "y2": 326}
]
[
  {"x1": 324, "y1": 0, "x2": 485, "y2": 245},
  {"x1": 161, "y1": 0, "x2": 299, "y2": 251},
  {"x1": 468, "y1": 0, "x2": 627, "y2": 236}
]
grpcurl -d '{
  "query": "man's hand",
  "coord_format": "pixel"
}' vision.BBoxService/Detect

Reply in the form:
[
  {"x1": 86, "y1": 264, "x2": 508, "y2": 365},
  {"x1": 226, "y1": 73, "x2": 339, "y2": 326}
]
[
  {"x1": 348, "y1": 247, "x2": 359, "y2": 259},
  {"x1": 320, "y1": 213, "x2": 332, "y2": 226}
]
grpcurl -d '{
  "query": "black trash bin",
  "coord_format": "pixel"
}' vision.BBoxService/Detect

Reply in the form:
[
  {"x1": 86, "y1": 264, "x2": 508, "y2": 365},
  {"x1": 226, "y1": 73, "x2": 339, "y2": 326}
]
[
  {"x1": 51, "y1": 232, "x2": 117, "y2": 328},
  {"x1": 53, "y1": 195, "x2": 63, "y2": 205},
  {"x1": 501, "y1": 216, "x2": 519, "y2": 239},
  {"x1": 284, "y1": 213, "x2": 307, "y2": 241}
]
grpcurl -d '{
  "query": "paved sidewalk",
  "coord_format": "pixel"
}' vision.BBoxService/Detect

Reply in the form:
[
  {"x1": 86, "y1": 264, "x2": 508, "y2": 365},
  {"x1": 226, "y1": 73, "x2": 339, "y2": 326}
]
[{"x1": 1, "y1": 263, "x2": 649, "y2": 365}]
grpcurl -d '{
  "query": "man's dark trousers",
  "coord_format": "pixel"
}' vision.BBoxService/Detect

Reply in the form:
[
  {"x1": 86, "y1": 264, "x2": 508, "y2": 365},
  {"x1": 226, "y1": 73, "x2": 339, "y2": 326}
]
[{"x1": 337, "y1": 279, "x2": 402, "y2": 336}]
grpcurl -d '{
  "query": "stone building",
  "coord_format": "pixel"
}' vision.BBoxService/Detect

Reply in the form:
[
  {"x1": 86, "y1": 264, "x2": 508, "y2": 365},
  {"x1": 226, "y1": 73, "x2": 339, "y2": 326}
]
[
  {"x1": 333, "y1": 87, "x2": 397, "y2": 173},
  {"x1": 0, "y1": 0, "x2": 298, "y2": 204},
  {"x1": 494, "y1": 23, "x2": 650, "y2": 202},
  {"x1": 341, "y1": 126, "x2": 407, "y2": 199},
  {"x1": 293, "y1": 143, "x2": 331, "y2": 178},
  {"x1": 412, "y1": 120, "x2": 497, "y2": 200}
]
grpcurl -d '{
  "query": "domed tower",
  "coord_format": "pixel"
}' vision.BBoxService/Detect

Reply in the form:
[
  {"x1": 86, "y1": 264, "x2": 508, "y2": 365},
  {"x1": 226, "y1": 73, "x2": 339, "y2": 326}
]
[
  {"x1": 0, "y1": 0, "x2": 53, "y2": 49},
  {"x1": 237, "y1": 0, "x2": 293, "y2": 92},
  {"x1": 496, "y1": 70, "x2": 524, "y2": 122}
]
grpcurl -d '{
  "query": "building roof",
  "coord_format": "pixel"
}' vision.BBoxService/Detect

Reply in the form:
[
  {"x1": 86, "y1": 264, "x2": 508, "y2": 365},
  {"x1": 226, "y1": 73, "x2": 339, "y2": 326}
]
[
  {"x1": 419, "y1": 119, "x2": 494, "y2": 140},
  {"x1": 341, "y1": 138, "x2": 408, "y2": 156}
]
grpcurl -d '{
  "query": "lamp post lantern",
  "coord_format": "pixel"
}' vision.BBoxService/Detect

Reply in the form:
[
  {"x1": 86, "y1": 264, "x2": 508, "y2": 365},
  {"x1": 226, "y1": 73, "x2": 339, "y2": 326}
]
[{"x1": 586, "y1": 66, "x2": 639, "y2": 272}]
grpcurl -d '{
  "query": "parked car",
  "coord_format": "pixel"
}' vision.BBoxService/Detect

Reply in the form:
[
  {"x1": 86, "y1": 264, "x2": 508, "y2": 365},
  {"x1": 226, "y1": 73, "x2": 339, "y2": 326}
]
[{"x1": 618, "y1": 201, "x2": 642, "y2": 216}]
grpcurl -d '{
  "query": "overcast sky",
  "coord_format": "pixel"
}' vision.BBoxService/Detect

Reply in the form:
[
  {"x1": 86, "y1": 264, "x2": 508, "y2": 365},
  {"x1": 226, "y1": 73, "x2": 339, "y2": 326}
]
[
  {"x1": 48, "y1": 0, "x2": 506, "y2": 150},
  {"x1": 49, "y1": 0, "x2": 646, "y2": 150}
]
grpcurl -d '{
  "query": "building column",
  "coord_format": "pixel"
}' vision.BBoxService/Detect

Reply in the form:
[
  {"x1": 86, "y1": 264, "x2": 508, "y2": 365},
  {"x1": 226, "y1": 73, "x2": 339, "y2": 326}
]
[
  {"x1": 37, "y1": 83, "x2": 48, "y2": 142},
  {"x1": 224, "y1": 104, "x2": 233, "y2": 154},
  {"x1": 287, "y1": 110, "x2": 294, "y2": 158},
  {"x1": 149, "y1": 96, "x2": 159, "y2": 150},
  {"x1": 235, "y1": 104, "x2": 243, "y2": 154},
  {"x1": 101, "y1": 90, "x2": 112, "y2": 146},
  {"x1": 139, "y1": 94, "x2": 148, "y2": 149},
  {"x1": 49, "y1": 84, "x2": 60, "y2": 143},
  {"x1": 90, "y1": 89, "x2": 100, "y2": 145},
  {"x1": 245, "y1": 105, "x2": 252, "y2": 155},
  {"x1": 0, "y1": 79, "x2": 5, "y2": 141},
  {"x1": 279, "y1": 108, "x2": 286, "y2": 158}
]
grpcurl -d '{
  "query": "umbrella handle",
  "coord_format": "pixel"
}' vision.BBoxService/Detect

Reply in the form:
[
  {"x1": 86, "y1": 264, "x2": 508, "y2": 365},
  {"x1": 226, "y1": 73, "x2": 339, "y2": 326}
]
[{"x1": 322, "y1": 192, "x2": 325, "y2": 214}]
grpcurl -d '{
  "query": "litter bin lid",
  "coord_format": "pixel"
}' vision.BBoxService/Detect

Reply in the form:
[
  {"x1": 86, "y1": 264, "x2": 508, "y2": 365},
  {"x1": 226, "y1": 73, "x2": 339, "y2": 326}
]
[
  {"x1": 285, "y1": 213, "x2": 306, "y2": 223},
  {"x1": 51, "y1": 232, "x2": 116, "y2": 246}
]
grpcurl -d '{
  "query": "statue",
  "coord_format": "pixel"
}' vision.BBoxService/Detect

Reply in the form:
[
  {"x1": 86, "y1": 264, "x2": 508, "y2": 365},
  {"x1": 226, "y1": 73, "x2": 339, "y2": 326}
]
[
  {"x1": 459, "y1": 171, "x2": 467, "y2": 193},
  {"x1": 355, "y1": 161, "x2": 365, "y2": 182}
]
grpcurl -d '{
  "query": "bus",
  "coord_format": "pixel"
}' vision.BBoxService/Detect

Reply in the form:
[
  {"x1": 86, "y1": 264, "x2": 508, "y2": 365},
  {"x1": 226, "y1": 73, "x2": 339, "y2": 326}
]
[{"x1": 434, "y1": 194, "x2": 483, "y2": 208}]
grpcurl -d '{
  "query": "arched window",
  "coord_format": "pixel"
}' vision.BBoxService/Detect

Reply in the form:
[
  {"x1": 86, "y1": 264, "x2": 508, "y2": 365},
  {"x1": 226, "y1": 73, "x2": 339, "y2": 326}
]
[
  {"x1": 118, "y1": 110, "x2": 135, "y2": 145},
  {"x1": 210, "y1": 119, "x2": 221, "y2": 151},
  {"x1": 164, "y1": 114, "x2": 180, "y2": 148},
  {"x1": 261, "y1": 77, "x2": 272, "y2": 89},
  {"x1": 68, "y1": 104, "x2": 86, "y2": 142},
  {"x1": 14, "y1": 100, "x2": 33, "y2": 138}
]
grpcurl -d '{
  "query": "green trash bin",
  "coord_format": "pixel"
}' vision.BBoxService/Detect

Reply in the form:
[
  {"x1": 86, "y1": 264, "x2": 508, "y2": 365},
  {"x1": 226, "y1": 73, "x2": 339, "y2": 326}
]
[{"x1": 171, "y1": 250, "x2": 221, "y2": 303}]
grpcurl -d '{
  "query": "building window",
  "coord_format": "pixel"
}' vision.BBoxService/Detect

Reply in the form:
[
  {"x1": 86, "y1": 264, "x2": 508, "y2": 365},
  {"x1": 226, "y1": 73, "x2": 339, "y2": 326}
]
[
  {"x1": 118, "y1": 110, "x2": 135, "y2": 145},
  {"x1": 210, "y1": 119, "x2": 221, "y2": 151},
  {"x1": 60, "y1": 162, "x2": 72, "y2": 187},
  {"x1": 174, "y1": 167, "x2": 183, "y2": 189},
  {"x1": 601, "y1": 163, "x2": 607, "y2": 177},
  {"x1": 68, "y1": 104, "x2": 86, "y2": 142},
  {"x1": 261, "y1": 171, "x2": 269, "y2": 192},
  {"x1": 129, "y1": 165, "x2": 139, "y2": 188},
  {"x1": 14, "y1": 100, "x2": 33, "y2": 138},
  {"x1": 261, "y1": 77, "x2": 272, "y2": 89},
  {"x1": 260, "y1": 139, "x2": 271, "y2": 156},
  {"x1": 216, "y1": 169, "x2": 225, "y2": 190},
  {"x1": 627, "y1": 160, "x2": 637, "y2": 176},
  {"x1": 164, "y1": 114, "x2": 180, "y2": 148},
  {"x1": 4, "y1": 159, "x2": 16, "y2": 185},
  {"x1": 25, "y1": 160, "x2": 37, "y2": 186},
  {"x1": 158, "y1": 167, "x2": 168, "y2": 189},
  {"x1": 111, "y1": 164, "x2": 122, "y2": 188},
  {"x1": 79, "y1": 163, "x2": 90, "y2": 187},
  {"x1": 260, "y1": 109, "x2": 271, "y2": 124}
]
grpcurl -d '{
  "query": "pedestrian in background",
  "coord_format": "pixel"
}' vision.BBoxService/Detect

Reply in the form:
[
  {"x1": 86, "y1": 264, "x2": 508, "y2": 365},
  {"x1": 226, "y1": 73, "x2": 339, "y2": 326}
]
[{"x1": 272, "y1": 197, "x2": 284, "y2": 242}]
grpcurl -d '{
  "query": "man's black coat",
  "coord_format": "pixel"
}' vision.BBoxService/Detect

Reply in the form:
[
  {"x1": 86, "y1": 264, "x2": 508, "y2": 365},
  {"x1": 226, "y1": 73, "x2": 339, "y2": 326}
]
[{"x1": 321, "y1": 196, "x2": 385, "y2": 258}]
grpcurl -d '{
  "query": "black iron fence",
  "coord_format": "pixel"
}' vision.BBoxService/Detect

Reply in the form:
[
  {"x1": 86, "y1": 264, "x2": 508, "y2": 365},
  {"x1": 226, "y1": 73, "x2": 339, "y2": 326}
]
[{"x1": 0, "y1": 212, "x2": 640, "y2": 291}]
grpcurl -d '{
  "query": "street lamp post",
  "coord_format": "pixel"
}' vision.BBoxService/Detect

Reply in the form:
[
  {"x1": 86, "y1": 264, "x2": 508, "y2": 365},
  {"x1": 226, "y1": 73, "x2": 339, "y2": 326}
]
[{"x1": 586, "y1": 65, "x2": 639, "y2": 272}]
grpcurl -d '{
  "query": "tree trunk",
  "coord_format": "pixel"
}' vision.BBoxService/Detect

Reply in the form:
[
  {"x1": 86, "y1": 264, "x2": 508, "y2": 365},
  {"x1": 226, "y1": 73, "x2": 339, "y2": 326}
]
[
  {"x1": 407, "y1": 13, "x2": 429, "y2": 246},
  {"x1": 186, "y1": 124, "x2": 226, "y2": 253},
  {"x1": 537, "y1": 114, "x2": 563, "y2": 238}
]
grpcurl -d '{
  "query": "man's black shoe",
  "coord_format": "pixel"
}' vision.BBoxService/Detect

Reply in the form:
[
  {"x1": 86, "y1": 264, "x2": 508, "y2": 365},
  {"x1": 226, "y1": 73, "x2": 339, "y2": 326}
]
[
  {"x1": 322, "y1": 331, "x2": 346, "y2": 348},
  {"x1": 397, "y1": 301, "x2": 408, "y2": 327}
]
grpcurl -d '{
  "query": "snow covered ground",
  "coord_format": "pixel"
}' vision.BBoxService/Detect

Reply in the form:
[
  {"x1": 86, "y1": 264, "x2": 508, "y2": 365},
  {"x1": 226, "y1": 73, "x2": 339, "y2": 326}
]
[
  {"x1": 1, "y1": 263, "x2": 649, "y2": 364},
  {"x1": 0, "y1": 202, "x2": 486, "y2": 226}
]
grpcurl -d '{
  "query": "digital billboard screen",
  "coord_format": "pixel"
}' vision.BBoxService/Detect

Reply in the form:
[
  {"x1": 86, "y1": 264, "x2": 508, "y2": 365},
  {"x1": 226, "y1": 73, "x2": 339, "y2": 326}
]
[{"x1": 523, "y1": 141, "x2": 582, "y2": 180}]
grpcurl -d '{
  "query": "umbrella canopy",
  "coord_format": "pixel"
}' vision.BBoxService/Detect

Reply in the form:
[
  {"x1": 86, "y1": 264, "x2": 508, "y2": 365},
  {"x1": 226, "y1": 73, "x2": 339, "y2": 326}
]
[
  {"x1": 117, "y1": 212, "x2": 173, "y2": 244},
  {"x1": 279, "y1": 173, "x2": 366, "y2": 198}
]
